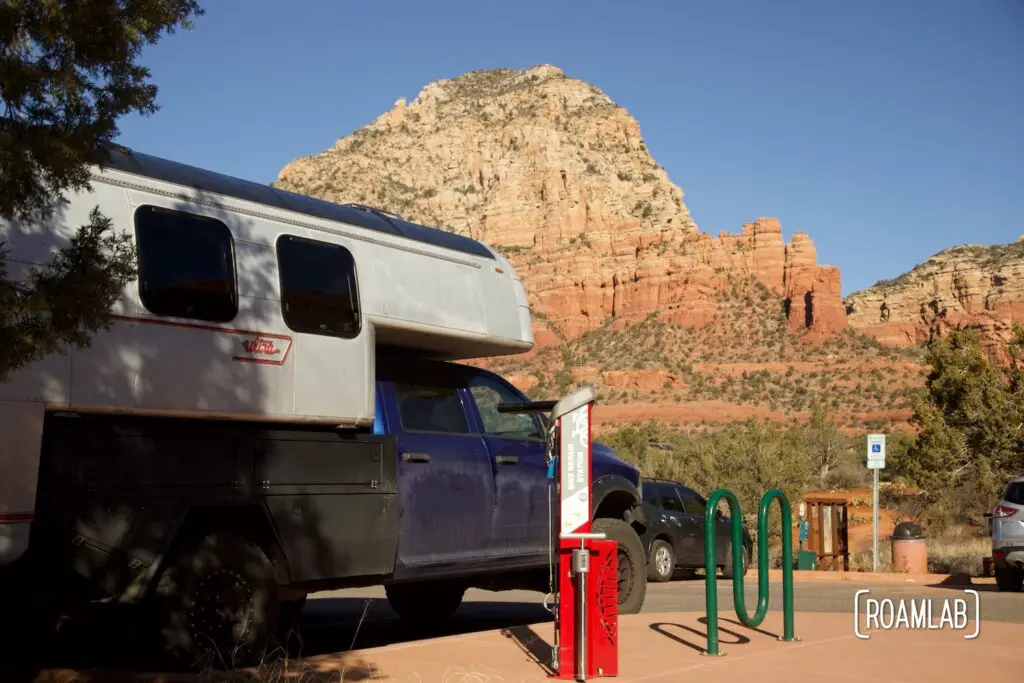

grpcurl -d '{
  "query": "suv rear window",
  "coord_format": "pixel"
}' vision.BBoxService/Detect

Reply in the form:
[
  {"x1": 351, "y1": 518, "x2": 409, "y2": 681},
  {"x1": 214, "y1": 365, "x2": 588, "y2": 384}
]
[{"x1": 1002, "y1": 482, "x2": 1024, "y2": 506}]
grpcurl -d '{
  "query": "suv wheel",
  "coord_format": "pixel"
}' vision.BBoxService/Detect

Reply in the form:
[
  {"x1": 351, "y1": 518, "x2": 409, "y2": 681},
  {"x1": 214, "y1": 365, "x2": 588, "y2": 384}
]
[
  {"x1": 647, "y1": 540, "x2": 675, "y2": 582},
  {"x1": 722, "y1": 541, "x2": 751, "y2": 579},
  {"x1": 995, "y1": 567, "x2": 1024, "y2": 592}
]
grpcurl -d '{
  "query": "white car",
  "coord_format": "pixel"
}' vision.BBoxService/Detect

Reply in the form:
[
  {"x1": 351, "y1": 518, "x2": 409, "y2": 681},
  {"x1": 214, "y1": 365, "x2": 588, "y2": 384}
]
[{"x1": 990, "y1": 475, "x2": 1024, "y2": 592}]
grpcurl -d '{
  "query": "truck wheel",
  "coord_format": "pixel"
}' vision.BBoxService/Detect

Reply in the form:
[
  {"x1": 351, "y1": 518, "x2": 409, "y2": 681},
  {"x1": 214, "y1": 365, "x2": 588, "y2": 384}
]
[
  {"x1": 647, "y1": 539, "x2": 675, "y2": 582},
  {"x1": 385, "y1": 582, "x2": 465, "y2": 624},
  {"x1": 276, "y1": 595, "x2": 308, "y2": 648},
  {"x1": 147, "y1": 532, "x2": 279, "y2": 669},
  {"x1": 0, "y1": 585, "x2": 60, "y2": 665},
  {"x1": 592, "y1": 517, "x2": 647, "y2": 615},
  {"x1": 995, "y1": 567, "x2": 1023, "y2": 592}
]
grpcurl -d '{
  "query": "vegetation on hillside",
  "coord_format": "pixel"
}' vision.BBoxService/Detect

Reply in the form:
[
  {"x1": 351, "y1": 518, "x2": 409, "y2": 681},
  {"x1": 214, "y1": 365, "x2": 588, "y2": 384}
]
[
  {"x1": 859, "y1": 239, "x2": 1024, "y2": 293},
  {"x1": 490, "y1": 275, "x2": 925, "y2": 428},
  {"x1": 602, "y1": 408, "x2": 916, "y2": 539},
  {"x1": 597, "y1": 322, "x2": 1024, "y2": 549},
  {"x1": 0, "y1": 0, "x2": 203, "y2": 382}
]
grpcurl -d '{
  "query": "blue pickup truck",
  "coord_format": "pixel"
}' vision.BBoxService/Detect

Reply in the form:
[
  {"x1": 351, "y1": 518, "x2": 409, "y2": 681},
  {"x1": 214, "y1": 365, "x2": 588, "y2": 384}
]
[
  {"x1": 10, "y1": 354, "x2": 650, "y2": 669},
  {"x1": 362, "y1": 355, "x2": 649, "y2": 621}
]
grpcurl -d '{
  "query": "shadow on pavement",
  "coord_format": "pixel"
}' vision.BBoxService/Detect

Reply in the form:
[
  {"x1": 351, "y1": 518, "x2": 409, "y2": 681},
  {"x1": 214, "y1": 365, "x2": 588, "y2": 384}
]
[
  {"x1": 927, "y1": 582, "x2": 1002, "y2": 593},
  {"x1": 292, "y1": 596, "x2": 552, "y2": 655},
  {"x1": 0, "y1": 597, "x2": 553, "y2": 682},
  {"x1": 717, "y1": 616, "x2": 781, "y2": 639},
  {"x1": 925, "y1": 573, "x2": 1004, "y2": 592},
  {"x1": 501, "y1": 624, "x2": 555, "y2": 676},
  {"x1": 649, "y1": 617, "x2": 751, "y2": 654}
]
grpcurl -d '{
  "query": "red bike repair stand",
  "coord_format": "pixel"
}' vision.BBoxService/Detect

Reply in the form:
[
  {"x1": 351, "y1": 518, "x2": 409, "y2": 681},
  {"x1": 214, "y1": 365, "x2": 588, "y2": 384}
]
[{"x1": 550, "y1": 387, "x2": 619, "y2": 681}]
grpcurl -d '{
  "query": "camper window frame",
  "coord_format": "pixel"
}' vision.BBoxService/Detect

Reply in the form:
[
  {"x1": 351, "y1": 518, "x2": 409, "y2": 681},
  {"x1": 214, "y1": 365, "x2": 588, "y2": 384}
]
[
  {"x1": 133, "y1": 204, "x2": 239, "y2": 323},
  {"x1": 275, "y1": 234, "x2": 362, "y2": 339}
]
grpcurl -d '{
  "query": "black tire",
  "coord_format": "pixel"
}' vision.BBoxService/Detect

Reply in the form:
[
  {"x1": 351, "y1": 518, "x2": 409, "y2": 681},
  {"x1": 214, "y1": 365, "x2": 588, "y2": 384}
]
[
  {"x1": 146, "y1": 532, "x2": 279, "y2": 670},
  {"x1": 0, "y1": 585, "x2": 61, "y2": 667},
  {"x1": 385, "y1": 582, "x2": 466, "y2": 624},
  {"x1": 995, "y1": 567, "x2": 1023, "y2": 592},
  {"x1": 647, "y1": 539, "x2": 675, "y2": 582},
  {"x1": 592, "y1": 517, "x2": 647, "y2": 615},
  {"x1": 722, "y1": 541, "x2": 750, "y2": 579},
  {"x1": 0, "y1": 550, "x2": 83, "y2": 668},
  {"x1": 275, "y1": 595, "x2": 308, "y2": 650}
]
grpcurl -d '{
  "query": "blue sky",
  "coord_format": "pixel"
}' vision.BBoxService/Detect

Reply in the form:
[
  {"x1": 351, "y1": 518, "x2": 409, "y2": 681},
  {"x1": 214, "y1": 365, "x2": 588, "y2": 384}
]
[{"x1": 116, "y1": 0, "x2": 1024, "y2": 296}]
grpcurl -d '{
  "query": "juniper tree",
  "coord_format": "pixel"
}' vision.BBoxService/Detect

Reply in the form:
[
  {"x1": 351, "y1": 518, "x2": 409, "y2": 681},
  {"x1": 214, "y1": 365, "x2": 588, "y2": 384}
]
[
  {"x1": 903, "y1": 326, "x2": 1024, "y2": 525},
  {"x1": 0, "y1": 0, "x2": 203, "y2": 381}
]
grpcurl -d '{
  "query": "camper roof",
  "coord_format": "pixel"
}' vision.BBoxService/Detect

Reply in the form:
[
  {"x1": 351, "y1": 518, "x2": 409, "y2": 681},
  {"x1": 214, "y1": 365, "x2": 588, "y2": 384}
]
[{"x1": 97, "y1": 145, "x2": 496, "y2": 261}]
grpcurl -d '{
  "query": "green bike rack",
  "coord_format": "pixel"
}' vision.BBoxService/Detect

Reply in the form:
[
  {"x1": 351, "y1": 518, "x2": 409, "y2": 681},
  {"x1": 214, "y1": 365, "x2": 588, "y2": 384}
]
[{"x1": 702, "y1": 487, "x2": 798, "y2": 656}]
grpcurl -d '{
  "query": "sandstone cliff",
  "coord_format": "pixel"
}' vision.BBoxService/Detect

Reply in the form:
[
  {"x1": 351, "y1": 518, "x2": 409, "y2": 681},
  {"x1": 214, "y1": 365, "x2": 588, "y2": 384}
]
[
  {"x1": 273, "y1": 64, "x2": 847, "y2": 343},
  {"x1": 845, "y1": 237, "x2": 1024, "y2": 357}
]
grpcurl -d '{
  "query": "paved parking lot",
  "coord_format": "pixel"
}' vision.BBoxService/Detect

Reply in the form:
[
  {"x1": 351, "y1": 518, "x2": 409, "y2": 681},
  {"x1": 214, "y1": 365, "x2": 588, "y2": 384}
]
[
  {"x1": 295, "y1": 575, "x2": 1020, "y2": 655},
  {"x1": 8, "y1": 575, "x2": 1018, "y2": 679}
]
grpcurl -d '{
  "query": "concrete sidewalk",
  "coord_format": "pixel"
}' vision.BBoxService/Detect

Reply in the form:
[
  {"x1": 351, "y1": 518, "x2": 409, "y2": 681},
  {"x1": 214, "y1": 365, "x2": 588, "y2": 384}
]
[
  {"x1": 310, "y1": 609, "x2": 1019, "y2": 683},
  {"x1": 20, "y1": 592, "x2": 1016, "y2": 682}
]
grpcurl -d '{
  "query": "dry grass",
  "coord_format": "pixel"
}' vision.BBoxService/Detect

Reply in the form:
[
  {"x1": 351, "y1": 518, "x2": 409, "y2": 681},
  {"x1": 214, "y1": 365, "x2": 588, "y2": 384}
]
[
  {"x1": 192, "y1": 599, "x2": 380, "y2": 682},
  {"x1": 849, "y1": 533, "x2": 991, "y2": 576}
]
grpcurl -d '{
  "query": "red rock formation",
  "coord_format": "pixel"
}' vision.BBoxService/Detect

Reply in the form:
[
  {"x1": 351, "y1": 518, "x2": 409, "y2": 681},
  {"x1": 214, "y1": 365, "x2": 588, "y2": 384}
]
[
  {"x1": 846, "y1": 240, "x2": 1024, "y2": 358},
  {"x1": 274, "y1": 65, "x2": 848, "y2": 343}
]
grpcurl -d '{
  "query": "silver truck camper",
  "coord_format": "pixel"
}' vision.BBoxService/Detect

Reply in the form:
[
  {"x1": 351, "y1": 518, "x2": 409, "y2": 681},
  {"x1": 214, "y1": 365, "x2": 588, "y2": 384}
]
[{"x1": 0, "y1": 143, "x2": 535, "y2": 567}]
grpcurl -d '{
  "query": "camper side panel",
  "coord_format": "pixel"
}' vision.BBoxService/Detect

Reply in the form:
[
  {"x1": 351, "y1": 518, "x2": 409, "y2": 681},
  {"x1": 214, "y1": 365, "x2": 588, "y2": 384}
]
[
  {"x1": 0, "y1": 182, "x2": 134, "y2": 566},
  {"x1": 67, "y1": 186, "x2": 373, "y2": 424}
]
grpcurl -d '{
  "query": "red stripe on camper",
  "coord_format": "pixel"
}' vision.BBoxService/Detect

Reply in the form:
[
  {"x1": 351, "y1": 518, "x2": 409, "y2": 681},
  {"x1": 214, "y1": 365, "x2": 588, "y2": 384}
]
[
  {"x1": 0, "y1": 512, "x2": 34, "y2": 523},
  {"x1": 108, "y1": 314, "x2": 293, "y2": 366}
]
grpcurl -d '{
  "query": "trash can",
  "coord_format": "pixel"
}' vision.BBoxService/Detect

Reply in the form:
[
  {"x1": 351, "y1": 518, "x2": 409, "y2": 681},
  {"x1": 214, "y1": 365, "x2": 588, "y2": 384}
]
[
  {"x1": 891, "y1": 521, "x2": 928, "y2": 573},
  {"x1": 797, "y1": 550, "x2": 817, "y2": 570}
]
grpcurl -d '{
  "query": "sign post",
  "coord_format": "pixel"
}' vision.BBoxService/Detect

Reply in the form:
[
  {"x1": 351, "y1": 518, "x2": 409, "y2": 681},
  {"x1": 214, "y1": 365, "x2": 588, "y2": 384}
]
[
  {"x1": 551, "y1": 387, "x2": 618, "y2": 681},
  {"x1": 500, "y1": 387, "x2": 617, "y2": 682},
  {"x1": 797, "y1": 502, "x2": 807, "y2": 552},
  {"x1": 866, "y1": 434, "x2": 886, "y2": 572}
]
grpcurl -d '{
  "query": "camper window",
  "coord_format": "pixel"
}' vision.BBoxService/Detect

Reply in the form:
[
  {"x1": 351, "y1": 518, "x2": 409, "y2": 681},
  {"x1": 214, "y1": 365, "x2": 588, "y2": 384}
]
[
  {"x1": 134, "y1": 205, "x2": 238, "y2": 322},
  {"x1": 276, "y1": 235, "x2": 361, "y2": 339}
]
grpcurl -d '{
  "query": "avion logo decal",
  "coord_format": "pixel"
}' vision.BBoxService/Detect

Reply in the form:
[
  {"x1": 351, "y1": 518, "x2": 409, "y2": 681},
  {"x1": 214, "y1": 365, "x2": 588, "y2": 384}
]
[
  {"x1": 107, "y1": 315, "x2": 294, "y2": 366},
  {"x1": 234, "y1": 334, "x2": 292, "y2": 365}
]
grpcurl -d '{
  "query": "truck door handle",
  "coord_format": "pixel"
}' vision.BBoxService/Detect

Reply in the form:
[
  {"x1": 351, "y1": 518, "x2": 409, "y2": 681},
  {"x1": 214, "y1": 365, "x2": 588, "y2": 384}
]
[
  {"x1": 402, "y1": 452, "x2": 430, "y2": 463},
  {"x1": 496, "y1": 454, "x2": 519, "y2": 465}
]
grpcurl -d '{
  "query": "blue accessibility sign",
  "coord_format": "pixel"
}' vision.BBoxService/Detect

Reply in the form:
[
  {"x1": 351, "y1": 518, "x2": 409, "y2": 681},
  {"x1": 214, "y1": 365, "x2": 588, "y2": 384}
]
[{"x1": 871, "y1": 444, "x2": 881, "y2": 453}]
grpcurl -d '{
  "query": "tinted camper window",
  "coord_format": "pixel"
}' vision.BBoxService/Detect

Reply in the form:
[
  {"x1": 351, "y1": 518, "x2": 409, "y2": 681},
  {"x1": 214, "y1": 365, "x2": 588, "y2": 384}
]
[
  {"x1": 134, "y1": 205, "x2": 237, "y2": 322},
  {"x1": 276, "y1": 235, "x2": 360, "y2": 338}
]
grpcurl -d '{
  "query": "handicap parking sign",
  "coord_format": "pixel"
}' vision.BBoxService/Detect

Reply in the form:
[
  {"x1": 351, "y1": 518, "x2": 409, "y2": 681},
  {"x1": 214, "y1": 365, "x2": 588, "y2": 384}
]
[{"x1": 867, "y1": 433, "x2": 886, "y2": 469}]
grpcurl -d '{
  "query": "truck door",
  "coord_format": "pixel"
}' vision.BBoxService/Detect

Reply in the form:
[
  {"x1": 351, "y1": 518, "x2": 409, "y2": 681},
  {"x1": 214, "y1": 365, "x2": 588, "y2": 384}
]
[
  {"x1": 377, "y1": 370, "x2": 495, "y2": 568},
  {"x1": 463, "y1": 370, "x2": 550, "y2": 559}
]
